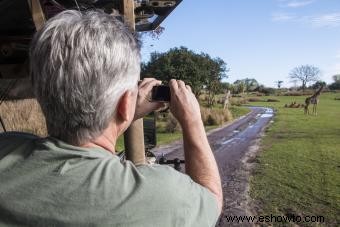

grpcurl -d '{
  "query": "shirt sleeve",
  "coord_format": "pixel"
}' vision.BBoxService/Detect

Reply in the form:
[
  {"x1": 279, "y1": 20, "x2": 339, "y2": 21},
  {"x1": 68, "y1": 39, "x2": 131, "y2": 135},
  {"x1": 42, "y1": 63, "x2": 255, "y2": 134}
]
[{"x1": 137, "y1": 164, "x2": 220, "y2": 227}]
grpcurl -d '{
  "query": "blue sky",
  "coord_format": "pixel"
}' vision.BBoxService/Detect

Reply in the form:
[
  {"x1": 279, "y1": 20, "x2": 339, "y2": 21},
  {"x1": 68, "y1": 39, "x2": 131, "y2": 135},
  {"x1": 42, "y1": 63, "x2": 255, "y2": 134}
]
[{"x1": 140, "y1": 0, "x2": 340, "y2": 87}]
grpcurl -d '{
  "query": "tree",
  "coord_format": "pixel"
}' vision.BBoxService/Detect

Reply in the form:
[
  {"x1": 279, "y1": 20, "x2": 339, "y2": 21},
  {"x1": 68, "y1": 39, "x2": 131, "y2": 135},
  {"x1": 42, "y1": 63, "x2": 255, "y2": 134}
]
[
  {"x1": 218, "y1": 82, "x2": 231, "y2": 93},
  {"x1": 203, "y1": 56, "x2": 229, "y2": 106},
  {"x1": 289, "y1": 65, "x2": 320, "y2": 91},
  {"x1": 255, "y1": 85, "x2": 276, "y2": 96},
  {"x1": 275, "y1": 80, "x2": 283, "y2": 89},
  {"x1": 233, "y1": 78, "x2": 259, "y2": 93},
  {"x1": 332, "y1": 74, "x2": 340, "y2": 83},
  {"x1": 142, "y1": 47, "x2": 229, "y2": 103},
  {"x1": 329, "y1": 82, "x2": 340, "y2": 90},
  {"x1": 233, "y1": 80, "x2": 246, "y2": 94},
  {"x1": 310, "y1": 81, "x2": 326, "y2": 89},
  {"x1": 329, "y1": 74, "x2": 340, "y2": 90}
]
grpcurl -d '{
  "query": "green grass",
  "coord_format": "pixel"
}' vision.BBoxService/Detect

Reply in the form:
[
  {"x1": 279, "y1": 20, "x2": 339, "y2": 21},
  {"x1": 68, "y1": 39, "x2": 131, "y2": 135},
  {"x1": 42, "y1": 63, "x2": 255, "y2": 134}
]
[
  {"x1": 229, "y1": 106, "x2": 250, "y2": 119},
  {"x1": 249, "y1": 93, "x2": 340, "y2": 226},
  {"x1": 156, "y1": 131, "x2": 182, "y2": 146}
]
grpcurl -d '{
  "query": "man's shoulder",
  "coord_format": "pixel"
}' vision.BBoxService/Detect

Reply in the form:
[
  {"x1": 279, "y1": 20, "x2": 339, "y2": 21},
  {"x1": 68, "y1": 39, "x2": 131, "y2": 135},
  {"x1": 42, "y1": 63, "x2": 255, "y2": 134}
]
[
  {"x1": 135, "y1": 164, "x2": 219, "y2": 226},
  {"x1": 136, "y1": 164, "x2": 214, "y2": 201},
  {"x1": 137, "y1": 163, "x2": 191, "y2": 184}
]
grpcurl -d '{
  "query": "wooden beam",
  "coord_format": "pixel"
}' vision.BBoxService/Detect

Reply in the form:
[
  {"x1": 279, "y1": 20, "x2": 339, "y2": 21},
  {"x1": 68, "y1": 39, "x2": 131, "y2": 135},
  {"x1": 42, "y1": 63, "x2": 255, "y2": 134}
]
[{"x1": 123, "y1": 0, "x2": 136, "y2": 29}]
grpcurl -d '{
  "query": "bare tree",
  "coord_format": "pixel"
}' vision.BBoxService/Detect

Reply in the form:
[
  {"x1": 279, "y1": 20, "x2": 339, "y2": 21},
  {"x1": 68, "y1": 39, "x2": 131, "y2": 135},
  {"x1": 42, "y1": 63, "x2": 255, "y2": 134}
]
[{"x1": 289, "y1": 65, "x2": 320, "y2": 91}]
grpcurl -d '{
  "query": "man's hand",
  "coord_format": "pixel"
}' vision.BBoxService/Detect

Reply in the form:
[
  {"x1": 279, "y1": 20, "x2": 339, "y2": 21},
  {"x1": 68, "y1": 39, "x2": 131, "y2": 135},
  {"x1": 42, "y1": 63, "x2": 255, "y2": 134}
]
[
  {"x1": 169, "y1": 79, "x2": 202, "y2": 128},
  {"x1": 169, "y1": 79, "x2": 223, "y2": 214},
  {"x1": 134, "y1": 78, "x2": 165, "y2": 121}
]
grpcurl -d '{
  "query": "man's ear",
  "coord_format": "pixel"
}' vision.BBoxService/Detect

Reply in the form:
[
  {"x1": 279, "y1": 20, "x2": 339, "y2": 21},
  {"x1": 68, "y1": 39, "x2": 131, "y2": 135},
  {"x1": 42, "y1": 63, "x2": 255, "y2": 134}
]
[{"x1": 117, "y1": 91, "x2": 134, "y2": 122}]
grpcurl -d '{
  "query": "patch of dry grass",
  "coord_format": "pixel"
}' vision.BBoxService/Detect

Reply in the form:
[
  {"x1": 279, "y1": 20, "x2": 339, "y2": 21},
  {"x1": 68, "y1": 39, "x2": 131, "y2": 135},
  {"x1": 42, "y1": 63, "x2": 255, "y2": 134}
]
[
  {"x1": 201, "y1": 107, "x2": 233, "y2": 126},
  {"x1": 0, "y1": 99, "x2": 47, "y2": 136}
]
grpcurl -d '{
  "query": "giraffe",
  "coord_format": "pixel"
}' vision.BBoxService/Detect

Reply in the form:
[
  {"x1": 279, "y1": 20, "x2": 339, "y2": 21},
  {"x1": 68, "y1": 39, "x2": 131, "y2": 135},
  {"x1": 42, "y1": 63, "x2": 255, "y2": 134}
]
[
  {"x1": 304, "y1": 85, "x2": 324, "y2": 115},
  {"x1": 223, "y1": 90, "x2": 231, "y2": 110}
]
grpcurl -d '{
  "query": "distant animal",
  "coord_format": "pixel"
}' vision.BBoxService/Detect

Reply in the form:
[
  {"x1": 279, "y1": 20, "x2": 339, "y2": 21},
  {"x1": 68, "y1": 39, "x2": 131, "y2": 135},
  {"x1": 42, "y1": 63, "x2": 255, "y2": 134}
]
[
  {"x1": 304, "y1": 85, "x2": 324, "y2": 115},
  {"x1": 223, "y1": 90, "x2": 231, "y2": 110}
]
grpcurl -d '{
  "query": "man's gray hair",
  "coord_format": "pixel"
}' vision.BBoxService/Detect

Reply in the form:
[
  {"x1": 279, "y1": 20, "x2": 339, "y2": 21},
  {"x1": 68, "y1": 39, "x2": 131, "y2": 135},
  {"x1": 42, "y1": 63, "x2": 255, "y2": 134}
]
[{"x1": 30, "y1": 10, "x2": 141, "y2": 145}]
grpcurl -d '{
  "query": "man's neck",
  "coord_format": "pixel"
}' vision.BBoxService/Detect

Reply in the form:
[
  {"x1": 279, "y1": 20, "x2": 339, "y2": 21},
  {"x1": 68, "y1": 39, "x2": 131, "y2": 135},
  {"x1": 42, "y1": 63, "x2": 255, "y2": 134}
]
[{"x1": 80, "y1": 124, "x2": 119, "y2": 154}]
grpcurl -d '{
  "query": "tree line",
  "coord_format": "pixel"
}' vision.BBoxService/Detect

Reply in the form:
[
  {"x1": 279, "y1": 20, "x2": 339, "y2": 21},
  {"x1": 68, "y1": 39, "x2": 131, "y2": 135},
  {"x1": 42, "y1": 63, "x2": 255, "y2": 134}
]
[{"x1": 142, "y1": 47, "x2": 340, "y2": 106}]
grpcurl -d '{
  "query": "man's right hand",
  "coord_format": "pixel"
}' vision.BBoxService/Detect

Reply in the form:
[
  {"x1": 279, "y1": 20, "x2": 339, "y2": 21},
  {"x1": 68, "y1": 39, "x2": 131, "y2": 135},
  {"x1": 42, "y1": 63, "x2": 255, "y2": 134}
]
[
  {"x1": 169, "y1": 79, "x2": 202, "y2": 128},
  {"x1": 169, "y1": 79, "x2": 223, "y2": 214}
]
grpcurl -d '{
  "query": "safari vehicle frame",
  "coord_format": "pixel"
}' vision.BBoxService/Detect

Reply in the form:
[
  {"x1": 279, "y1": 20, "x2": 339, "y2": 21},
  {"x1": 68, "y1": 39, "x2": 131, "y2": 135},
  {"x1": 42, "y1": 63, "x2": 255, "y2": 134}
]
[{"x1": 0, "y1": 0, "x2": 183, "y2": 165}]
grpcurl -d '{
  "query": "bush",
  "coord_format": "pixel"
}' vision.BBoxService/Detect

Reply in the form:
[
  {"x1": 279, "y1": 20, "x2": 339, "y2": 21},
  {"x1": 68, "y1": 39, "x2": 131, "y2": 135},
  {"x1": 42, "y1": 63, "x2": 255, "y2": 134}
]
[
  {"x1": 156, "y1": 112, "x2": 169, "y2": 122},
  {"x1": 267, "y1": 99, "x2": 280, "y2": 102},
  {"x1": 206, "y1": 114, "x2": 218, "y2": 125},
  {"x1": 329, "y1": 82, "x2": 340, "y2": 90},
  {"x1": 201, "y1": 107, "x2": 232, "y2": 126},
  {"x1": 164, "y1": 114, "x2": 181, "y2": 133},
  {"x1": 283, "y1": 91, "x2": 314, "y2": 96},
  {"x1": 230, "y1": 97, "x2": 248, "y2": 106},
  {"x1": 248, "y1": 98, "x2": 265, "y2": 102}
]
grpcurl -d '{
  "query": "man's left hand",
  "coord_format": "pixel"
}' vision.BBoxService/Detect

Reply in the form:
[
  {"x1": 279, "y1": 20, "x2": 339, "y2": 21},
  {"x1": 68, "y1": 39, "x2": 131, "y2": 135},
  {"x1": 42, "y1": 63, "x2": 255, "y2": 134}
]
[{"x1": 134, "y1": 78, "x2": 165, "y2": 121}]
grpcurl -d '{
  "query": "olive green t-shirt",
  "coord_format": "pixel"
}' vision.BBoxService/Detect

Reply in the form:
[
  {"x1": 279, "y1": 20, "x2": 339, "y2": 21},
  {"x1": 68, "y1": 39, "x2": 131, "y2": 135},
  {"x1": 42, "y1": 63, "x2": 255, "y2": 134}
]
[{"x1": 0, "y1": 132, "x2": 219, "y2": 226}]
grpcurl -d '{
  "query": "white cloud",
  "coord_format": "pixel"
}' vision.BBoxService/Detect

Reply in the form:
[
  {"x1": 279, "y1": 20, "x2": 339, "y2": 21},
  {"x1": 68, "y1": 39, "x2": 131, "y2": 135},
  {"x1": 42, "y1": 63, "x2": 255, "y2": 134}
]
[
  {"x1": 272, "y1": 12, "x2": 296, "y2": 21},
  {"x1": 278, "y1": 0, "x2": 315, "y2": 8},
  {"x1": 272, "y1": 11, "x2": 340, "y2": 28},
  {"x1": 308, "y1": 13, "x2": 340, "y2": 28}
]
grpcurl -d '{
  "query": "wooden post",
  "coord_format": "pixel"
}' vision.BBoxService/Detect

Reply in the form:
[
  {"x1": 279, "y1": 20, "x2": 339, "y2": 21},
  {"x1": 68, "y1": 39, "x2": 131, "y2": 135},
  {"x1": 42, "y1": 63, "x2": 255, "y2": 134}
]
[{"x1": 123, "y1": 0, "x2": 146, "y2": 165}]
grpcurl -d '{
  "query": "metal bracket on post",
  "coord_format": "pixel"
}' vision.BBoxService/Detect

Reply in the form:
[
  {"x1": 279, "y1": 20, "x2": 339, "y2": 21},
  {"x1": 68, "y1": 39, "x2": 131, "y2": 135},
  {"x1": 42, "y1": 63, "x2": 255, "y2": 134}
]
[{"x1": 123, "y1": 0, "x2": 146, "y2": 165}]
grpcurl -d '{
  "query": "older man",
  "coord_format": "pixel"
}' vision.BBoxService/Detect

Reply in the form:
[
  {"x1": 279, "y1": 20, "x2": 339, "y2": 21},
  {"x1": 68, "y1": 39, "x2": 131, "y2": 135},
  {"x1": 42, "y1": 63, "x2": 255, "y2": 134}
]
[{"x1": 0, "y1": 10, "x2": 222, "y2": 226}]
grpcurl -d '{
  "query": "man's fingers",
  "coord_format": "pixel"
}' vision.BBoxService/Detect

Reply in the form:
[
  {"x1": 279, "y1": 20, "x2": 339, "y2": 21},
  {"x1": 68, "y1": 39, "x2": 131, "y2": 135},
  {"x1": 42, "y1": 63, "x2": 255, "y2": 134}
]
[
  {"x1": 169, "y1": 79, "x2": 179, "y2": 93},
  {"x1": 139, "y1": 78, "x2": 158, "y2": 89},
  {"x1": 141, "y1": 79, "x2": 162, "y2": 91},
  {"x1": 178, "y1": 80, "x2": 186, "y2": 91},
  {"x1": 186, "y1": 85, "x2": 192, "y2": 92}
]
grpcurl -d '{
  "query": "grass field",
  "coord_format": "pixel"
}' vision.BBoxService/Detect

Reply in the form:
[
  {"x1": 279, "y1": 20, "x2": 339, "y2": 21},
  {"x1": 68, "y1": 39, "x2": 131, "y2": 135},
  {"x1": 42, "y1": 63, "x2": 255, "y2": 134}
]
[{"x1": 249, "y1": 92, "x2": 340, "y2": 226}]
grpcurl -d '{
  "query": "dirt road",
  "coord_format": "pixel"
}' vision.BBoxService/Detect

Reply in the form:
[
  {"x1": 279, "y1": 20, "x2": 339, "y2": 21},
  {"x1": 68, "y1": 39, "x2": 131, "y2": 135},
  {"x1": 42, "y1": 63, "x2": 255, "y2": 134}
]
[{"x1": 152, "y1": 107, "x2": 274, "y2": 226}]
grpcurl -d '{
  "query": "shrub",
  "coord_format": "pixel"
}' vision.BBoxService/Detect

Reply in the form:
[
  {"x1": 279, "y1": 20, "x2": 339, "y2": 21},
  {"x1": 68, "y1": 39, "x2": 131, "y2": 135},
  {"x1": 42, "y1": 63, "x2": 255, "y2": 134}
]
[
  {"x1": 248, "y1": 98, "x2": 265, "y2": 102},
  {"x1": 283, "y1": 91, "x2": 313, "y2": 96},
  {"x1": 164, "y1": 114, "x2": 181, "y2": 133},
  {"x1": 230, "y1": 97, "x2": 248, "y2": 106},
  {"x1": 267, "y1": 99, "x2": 280, "y2": 102},
  {"x1": 328, "y1": 82, "x2": 340, "y2": 90},
  {"x1": 206, "y1": 114, "x2": 218, "y2": 125},
  {"x1": 201, "y1": 107, "x2": 232, "y2": 126}
]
